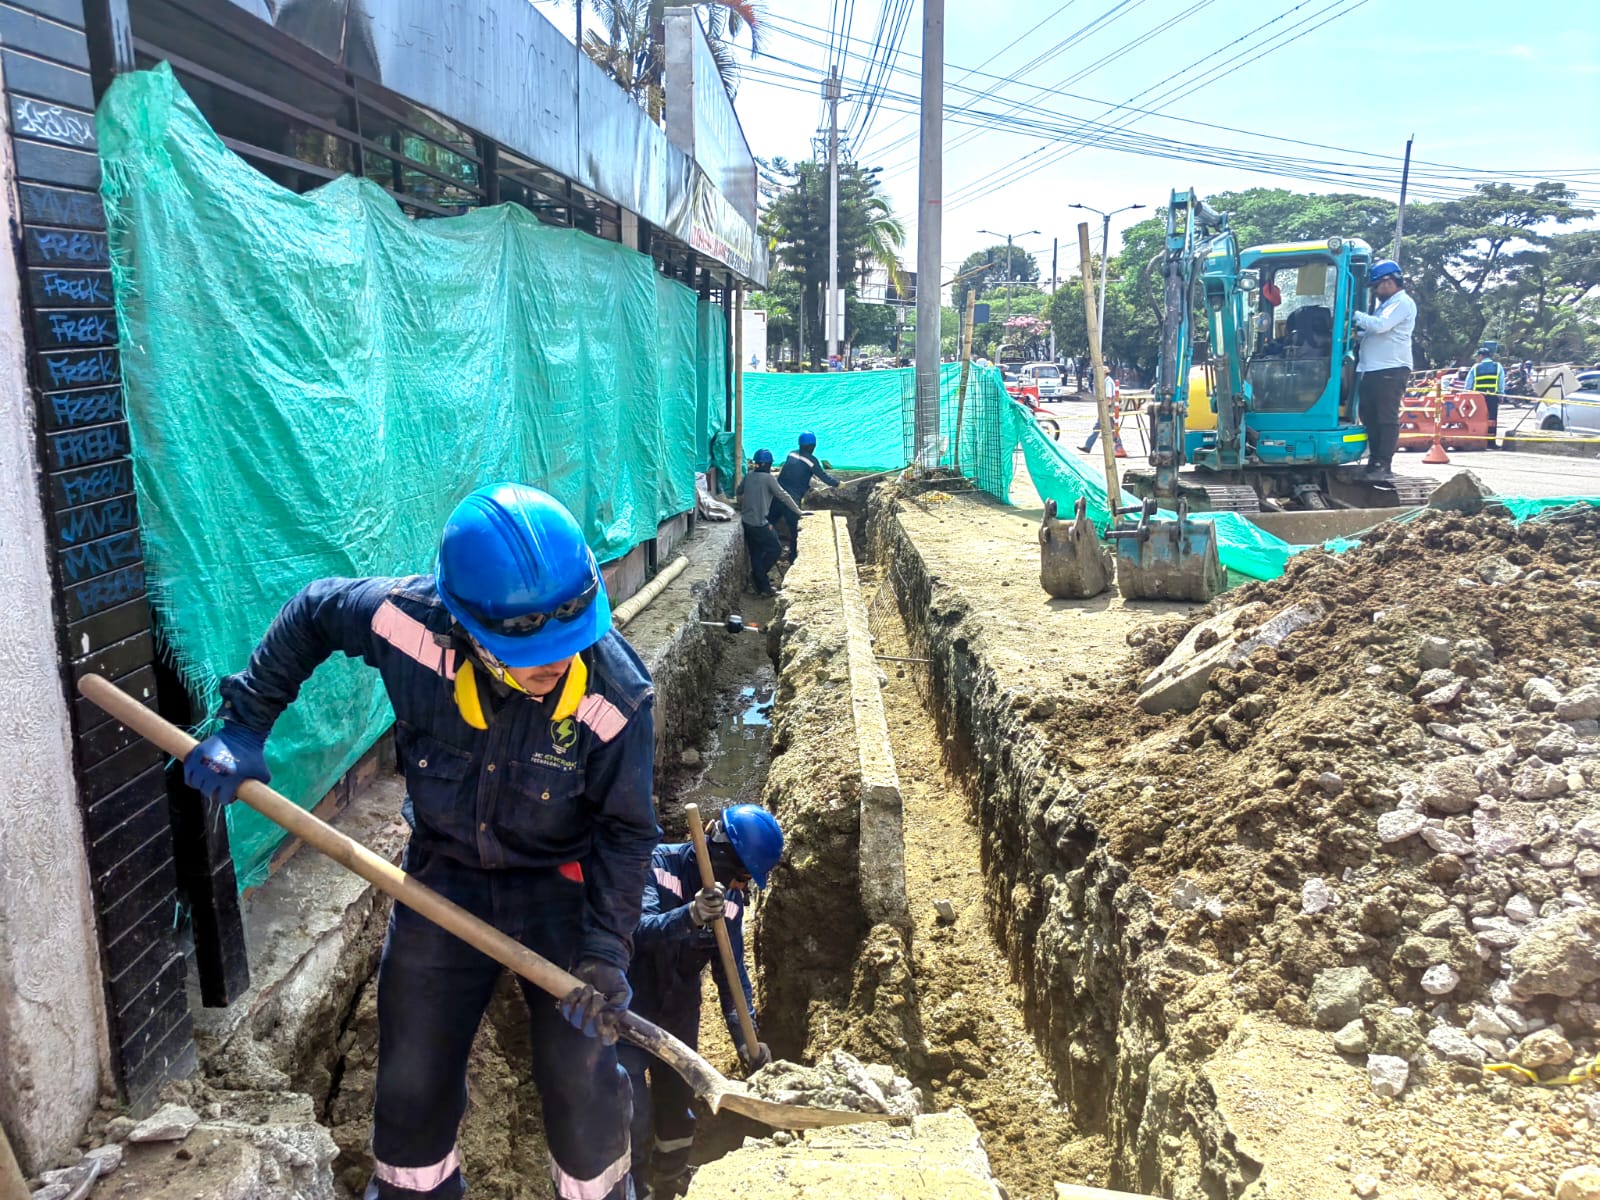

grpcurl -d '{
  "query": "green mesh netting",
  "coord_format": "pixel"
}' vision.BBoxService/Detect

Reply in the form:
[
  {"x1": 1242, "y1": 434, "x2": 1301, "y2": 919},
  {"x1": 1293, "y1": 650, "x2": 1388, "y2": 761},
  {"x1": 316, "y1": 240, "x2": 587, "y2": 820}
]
[{"x1": 99, "y1": 66, "x2": 727, "y2": 885}]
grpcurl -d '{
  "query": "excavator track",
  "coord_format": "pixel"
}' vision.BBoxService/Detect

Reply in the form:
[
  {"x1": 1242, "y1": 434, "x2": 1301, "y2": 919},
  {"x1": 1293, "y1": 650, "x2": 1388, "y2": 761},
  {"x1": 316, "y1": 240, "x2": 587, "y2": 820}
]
[
  {"x1": 1324, "y1": 468, "x2": 1436, "y2": 510},
  {"x1": 1126, "y1": 465, "x2": 1437, "y2": 513}
]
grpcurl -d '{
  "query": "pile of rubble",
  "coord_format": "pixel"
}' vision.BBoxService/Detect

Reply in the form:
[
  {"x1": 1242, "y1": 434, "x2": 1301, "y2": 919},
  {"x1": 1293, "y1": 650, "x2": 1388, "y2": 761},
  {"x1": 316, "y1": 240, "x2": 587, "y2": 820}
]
[
  {"x1": 1042, "y1": 504, "x2": 1600, "y2": 1194},
  {"x1": 746, "y1": 1050, "x2": 923, "y2": 1118}
]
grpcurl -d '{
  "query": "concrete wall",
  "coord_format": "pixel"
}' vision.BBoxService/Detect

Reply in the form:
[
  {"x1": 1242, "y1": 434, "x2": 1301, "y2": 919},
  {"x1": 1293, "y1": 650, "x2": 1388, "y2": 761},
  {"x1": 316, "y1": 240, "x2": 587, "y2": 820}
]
[{"x1": 0, "y1": 101, "x2": 112, "y2": 1170}]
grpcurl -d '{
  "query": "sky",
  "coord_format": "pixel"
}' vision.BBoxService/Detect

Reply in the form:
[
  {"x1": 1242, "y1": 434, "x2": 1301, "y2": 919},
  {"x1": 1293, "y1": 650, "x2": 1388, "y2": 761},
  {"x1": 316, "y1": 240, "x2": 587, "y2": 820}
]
[
  {"x1": 529, "y1": 0, "x2": 1600, "y2": 294},
  {"x1": 719, "y1": 0, "x2": 1600, "y2": 291}
]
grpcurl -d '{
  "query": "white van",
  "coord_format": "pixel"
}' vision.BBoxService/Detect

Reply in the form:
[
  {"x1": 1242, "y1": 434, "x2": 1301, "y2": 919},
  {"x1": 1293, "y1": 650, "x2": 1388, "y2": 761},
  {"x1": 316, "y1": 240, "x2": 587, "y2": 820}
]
[{"x1": 1019, "y1": 362, "x2": 1065, "y2": 400}]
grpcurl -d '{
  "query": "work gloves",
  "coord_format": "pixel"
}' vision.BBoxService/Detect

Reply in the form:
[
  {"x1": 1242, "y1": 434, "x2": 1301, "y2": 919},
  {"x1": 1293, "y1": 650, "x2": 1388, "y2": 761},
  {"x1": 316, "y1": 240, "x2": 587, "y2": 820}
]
[
  {"x1": 737, "y1": 1040, "x2": 773, "y2": 1072},
  {"x1": 559, "y1": 960, "x2": 632, "y2": 1044},
  {"x1": 183, "y1": 723, "x2": 271, "y2": 806},
  {"x1": 690, "y1": 883, "x2": 727, "y2": 928}
]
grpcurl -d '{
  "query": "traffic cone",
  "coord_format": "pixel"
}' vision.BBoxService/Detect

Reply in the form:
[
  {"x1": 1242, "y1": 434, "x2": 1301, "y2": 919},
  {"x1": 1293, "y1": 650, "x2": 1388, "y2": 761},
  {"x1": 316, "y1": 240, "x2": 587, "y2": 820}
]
[
  {"x1": 1112, "y1": 399, "x2": 1128, "y2": 458},
  {"x1": 1422, "y1": 395, "x2": 1451, "y2": 465}
]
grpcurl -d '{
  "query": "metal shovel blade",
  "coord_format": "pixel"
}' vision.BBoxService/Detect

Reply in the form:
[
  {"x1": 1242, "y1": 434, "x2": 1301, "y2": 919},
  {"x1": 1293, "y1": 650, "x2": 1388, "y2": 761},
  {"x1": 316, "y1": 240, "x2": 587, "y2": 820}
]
[
  {"x1": 621, "y1": 1014, "x2": 903, "y2": 1128},
  {"x1": 76, "y1": 673, "x2": 903, "y2": 1134},
  {"x1": 1039, "y1": 496, "x2": 1112, "y2": 599}
]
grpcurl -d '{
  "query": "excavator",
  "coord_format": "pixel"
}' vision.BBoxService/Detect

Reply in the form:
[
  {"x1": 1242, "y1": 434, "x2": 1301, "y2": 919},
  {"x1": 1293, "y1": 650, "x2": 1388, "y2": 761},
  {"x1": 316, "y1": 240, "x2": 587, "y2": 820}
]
[{"x1": 1113, "y1": 189, "x2": 1435, "y2": 602}]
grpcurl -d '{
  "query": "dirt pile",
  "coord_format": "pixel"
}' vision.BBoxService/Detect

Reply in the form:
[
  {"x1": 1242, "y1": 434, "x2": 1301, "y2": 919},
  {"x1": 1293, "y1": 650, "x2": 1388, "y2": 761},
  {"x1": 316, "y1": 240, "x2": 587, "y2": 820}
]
[{"x1": 1045, "y1": 504, "x2": 1600, "y2": 1192}]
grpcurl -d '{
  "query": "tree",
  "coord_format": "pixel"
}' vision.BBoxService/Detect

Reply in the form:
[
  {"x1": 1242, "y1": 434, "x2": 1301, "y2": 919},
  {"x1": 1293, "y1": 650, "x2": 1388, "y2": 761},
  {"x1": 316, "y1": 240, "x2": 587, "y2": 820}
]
[
  {"x1": 953, "y1": 243, "x2": 1039, "y2": 312},
  {"x1": 579, "y1": 0, "x2": 761, "y2": 115},
  {"x1": 759, "y1": 157, "x2": 907, "y2": 366}
]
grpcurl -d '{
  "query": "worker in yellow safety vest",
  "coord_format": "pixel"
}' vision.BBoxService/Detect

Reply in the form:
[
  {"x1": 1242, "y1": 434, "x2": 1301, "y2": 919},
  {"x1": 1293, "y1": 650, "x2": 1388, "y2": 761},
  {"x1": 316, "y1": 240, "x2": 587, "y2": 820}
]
[{"x1": 1470, "y1": 346, "x2": 1505, "y2": 449}]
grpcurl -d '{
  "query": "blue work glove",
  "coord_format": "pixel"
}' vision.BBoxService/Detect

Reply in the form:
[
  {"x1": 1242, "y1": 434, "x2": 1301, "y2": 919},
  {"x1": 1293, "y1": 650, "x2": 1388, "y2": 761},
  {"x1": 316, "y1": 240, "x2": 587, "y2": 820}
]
[
  {"x1": 183, "y1": 723, "x2": 270, "y2": 806},
  {"x1": 559, "y1": 960, "x2": 632, "y2": 1044}
]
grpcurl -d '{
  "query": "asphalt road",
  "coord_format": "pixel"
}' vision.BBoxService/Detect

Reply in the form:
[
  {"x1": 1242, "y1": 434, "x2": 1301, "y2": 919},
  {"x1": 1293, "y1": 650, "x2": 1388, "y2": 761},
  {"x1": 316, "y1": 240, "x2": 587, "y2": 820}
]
[{"x1": 1033, "y1": 397, "x2": 1600, "y2": 501}]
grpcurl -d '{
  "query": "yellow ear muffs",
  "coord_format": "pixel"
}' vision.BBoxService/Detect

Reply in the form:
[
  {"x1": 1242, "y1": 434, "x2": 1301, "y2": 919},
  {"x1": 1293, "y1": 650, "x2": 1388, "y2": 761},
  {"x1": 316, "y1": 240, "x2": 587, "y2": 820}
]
[
  {"x1": 453, "y1": 660, "x2": 490, "y2": 730},
  {"x1": 552, "y1": 655, "x2": 588, "y2": 720}
]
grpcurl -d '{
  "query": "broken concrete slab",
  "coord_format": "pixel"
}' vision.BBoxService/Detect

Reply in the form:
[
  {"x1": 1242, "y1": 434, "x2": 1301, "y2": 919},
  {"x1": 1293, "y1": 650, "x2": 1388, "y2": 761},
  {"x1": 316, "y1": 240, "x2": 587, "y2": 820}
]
[
  {"x1": 1138, "y1": 599, "x2": 1326, "y2": 714},
  {"x1": 683, "y1": 1112, "x2": 1001, "y2": 1199},
  {"x1": 1425, "y1": 469, "x2": 1497, "y2": 515}
]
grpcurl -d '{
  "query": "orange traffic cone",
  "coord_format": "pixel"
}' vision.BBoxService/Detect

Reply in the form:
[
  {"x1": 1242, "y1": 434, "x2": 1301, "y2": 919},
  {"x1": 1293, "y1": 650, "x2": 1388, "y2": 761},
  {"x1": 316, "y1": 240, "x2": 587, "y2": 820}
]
[
  {"x1": 1112, "y1": 399, "x2": 1129, "y2": 458},
  {"x1": 1422, "y1": 395, "x2": 1451, "y2": 465}
]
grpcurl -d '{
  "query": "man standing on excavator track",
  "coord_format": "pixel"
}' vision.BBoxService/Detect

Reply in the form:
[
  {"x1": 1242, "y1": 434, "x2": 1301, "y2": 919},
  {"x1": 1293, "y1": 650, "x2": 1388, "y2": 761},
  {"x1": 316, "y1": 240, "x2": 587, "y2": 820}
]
[
  {"x1": 183, "y1": 482, "x2": 658, "y2": 1200},
  {"x1": 1352, "y1": 259, "x2": 1416, "y2": 477}
]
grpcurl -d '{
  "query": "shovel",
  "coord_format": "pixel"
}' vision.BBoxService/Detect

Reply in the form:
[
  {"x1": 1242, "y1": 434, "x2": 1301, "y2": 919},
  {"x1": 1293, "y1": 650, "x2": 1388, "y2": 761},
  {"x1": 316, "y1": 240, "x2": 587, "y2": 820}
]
[{"x1": 78, "y1": 675, "x2": 900, "y2": 1131}]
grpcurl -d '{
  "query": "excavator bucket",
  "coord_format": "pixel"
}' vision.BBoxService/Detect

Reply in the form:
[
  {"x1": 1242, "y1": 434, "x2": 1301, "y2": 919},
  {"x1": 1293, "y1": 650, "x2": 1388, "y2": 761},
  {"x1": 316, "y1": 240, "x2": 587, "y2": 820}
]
[
  {"x1": 1039, "y1": 496, "x2": 1112, "y2": 599},
  {"x1": 1112, "y1": 499, "x2": 1226, "y2": 603}
]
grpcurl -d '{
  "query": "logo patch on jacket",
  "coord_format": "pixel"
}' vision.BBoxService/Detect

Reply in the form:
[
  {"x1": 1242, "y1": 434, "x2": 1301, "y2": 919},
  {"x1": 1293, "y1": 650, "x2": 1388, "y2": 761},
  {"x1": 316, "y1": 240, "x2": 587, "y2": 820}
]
[{"x1": 551, "y1": 717, "x2": 578, "y2": 753}]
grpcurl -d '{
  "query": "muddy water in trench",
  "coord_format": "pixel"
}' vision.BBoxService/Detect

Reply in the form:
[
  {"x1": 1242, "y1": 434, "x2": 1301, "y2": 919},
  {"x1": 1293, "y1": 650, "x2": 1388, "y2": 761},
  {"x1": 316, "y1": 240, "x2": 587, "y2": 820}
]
[
  {"x1": 863, "y1": 567, "x2": 1108, "y2": 1200},
  {"x1": 315, "y1": 596, "x2": 779, "y2": 1199}
]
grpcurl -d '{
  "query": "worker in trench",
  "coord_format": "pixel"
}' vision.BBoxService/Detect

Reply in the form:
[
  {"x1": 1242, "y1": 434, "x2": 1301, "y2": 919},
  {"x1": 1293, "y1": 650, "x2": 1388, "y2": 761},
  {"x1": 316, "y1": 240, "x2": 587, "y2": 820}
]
[
  {"x1": 621, "y1": 804, "x2": 784, "y2": 1200},
  {"x1": 183, "y1": 482, "x2": 657, "y2": 1200},
  {"x1": 770, "y1": 431, "x2": 838, "y2": 560},
  {"x1": 735, "y1": 448, "x2": 802, "y2": 596}
]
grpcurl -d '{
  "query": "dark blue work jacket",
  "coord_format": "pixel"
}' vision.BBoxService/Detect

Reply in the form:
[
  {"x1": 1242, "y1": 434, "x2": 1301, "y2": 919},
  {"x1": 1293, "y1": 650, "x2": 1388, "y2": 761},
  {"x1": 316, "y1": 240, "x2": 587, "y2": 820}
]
[
  {"x1": 629, "y1": 842, "x2": 754, "y2": 1044},
  {"x1": 218, "y1": 575, "x2": 660, "y2": 969},
  {"x1": 776, "y1": 450, "x2": 839, "y2": 504}
]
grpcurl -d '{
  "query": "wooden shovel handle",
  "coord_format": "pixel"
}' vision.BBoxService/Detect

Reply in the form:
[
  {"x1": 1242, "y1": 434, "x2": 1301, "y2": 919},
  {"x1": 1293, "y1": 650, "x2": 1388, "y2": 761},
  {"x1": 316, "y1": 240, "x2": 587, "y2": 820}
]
[{"x1": 684, "y1": 803, "x2": 762, "y2": 1061}]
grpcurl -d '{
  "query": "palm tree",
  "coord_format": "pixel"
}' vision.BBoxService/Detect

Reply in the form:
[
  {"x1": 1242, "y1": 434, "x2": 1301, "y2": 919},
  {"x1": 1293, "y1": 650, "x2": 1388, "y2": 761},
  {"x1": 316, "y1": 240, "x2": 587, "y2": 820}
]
[
  {"x1": 859, "y1": 194, "x2": 908, "y2": 301},
  {"x1": 577, "y1": 0, "x2": 763, "y2": 115}
]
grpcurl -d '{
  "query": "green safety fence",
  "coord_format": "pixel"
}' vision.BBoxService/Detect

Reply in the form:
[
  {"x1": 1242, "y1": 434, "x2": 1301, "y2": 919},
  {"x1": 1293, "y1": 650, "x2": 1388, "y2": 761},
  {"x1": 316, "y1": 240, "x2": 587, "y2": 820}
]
[{"x1": 100, "y1": 65, "x2": 728, "y2": 886}]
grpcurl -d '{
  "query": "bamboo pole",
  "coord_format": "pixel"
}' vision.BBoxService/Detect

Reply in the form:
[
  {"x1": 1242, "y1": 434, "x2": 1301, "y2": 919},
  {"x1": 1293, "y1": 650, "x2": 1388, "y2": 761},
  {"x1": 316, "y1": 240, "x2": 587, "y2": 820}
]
[{"x1": 1078, "y1": 223, "x2": 1120, "y2": 508}]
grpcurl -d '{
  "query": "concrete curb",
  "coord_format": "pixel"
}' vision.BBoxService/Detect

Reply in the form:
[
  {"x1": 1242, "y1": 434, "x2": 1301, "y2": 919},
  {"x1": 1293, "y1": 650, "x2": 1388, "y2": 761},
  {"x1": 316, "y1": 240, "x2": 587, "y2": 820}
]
[{"x1": 832, "y1": 515, "x2": 908, "y2": 930}]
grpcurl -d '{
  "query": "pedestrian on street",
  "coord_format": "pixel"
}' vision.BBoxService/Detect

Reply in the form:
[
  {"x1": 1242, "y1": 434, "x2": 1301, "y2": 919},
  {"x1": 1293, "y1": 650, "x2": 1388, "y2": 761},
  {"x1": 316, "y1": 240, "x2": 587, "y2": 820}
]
[
  {"x1": 1469, "y1": 345, "x2": 1506, "y2": 448},
  {"x1": 1351, "y1": 259, "x2": 1416, "y2": 476},
  {"x1": 1079, "y1": 372, "x2": 1120, "y2": 453},
  {"x1": 621, "y1": 805, "x2": 784, "y2": 1199},
  {"x1": 771, "y1": 432, "x2": 838, "y2": 560},
  {"x1": 736, "y1": 449, "x2": 801, "y2": 596},
  {"x1": 183, "y1": 482, "x2": 658, "y2": 1200}
]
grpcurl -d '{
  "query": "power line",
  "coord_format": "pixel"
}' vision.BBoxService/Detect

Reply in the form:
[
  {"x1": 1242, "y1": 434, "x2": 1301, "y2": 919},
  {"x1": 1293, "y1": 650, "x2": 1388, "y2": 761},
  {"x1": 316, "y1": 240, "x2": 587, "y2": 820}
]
[{"x1": 758, "y1": 11, "x2": 1600, "y2": 193}]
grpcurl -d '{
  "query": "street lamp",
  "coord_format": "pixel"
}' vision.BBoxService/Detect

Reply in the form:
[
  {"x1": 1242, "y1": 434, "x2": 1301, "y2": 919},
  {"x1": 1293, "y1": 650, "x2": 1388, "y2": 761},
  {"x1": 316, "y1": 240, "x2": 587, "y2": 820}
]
[
  {"x1": 1069, "y1": 203, "x2": 1145, "y2": 350},
  {"x1": 977, "y1": 227, "x2": 1040, "y2": 333}
]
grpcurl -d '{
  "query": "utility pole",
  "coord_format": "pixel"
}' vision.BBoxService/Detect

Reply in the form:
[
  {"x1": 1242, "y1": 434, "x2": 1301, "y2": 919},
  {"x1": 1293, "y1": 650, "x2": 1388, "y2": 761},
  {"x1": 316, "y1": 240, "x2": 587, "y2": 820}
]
[
  {"x1": 1049, "y1": 236, "x2": 1059, "y2": 360},
  {"x1": 913, "y1": 0, "x2": 944, "y2": 465},
  {"x1": 1069, "y1": 203, "x2": 1145, "y2": 355},
  {"x1": 1392, "y1": 134, "x2": 1414, "y2": 265},
  {"x1": 825, "y1": 67, "x2": 842, "y2": 367}
]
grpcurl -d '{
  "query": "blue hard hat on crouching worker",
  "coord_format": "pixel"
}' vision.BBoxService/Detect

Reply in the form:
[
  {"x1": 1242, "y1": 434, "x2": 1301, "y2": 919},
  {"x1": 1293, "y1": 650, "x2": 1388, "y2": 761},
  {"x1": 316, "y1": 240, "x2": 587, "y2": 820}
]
[
  {"x1": 435, "y1": 482, "x2": 611, "y2": 669},
  {"x1": 753, "y1": 448, "x2": 774, "y2": 466},
  {"x1": 719, "y1": 804, "x2": 784, "y2": 888}
]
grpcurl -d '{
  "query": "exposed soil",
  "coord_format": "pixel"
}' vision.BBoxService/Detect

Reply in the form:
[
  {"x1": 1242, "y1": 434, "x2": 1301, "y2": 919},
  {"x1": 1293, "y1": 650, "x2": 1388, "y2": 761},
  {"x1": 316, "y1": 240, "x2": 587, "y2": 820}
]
[
  {"x1": 869, "y1": 489, "x2": 1600, "y2": 1198},
  {"x1": 865, "y1": 564, "x2": 1106, "y2": 1200}
]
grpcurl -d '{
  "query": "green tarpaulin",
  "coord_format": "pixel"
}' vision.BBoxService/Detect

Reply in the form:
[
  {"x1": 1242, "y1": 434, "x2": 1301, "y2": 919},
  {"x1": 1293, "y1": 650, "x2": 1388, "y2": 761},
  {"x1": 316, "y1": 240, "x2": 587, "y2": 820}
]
[{"x1": 100, "y1": 66, "x2": 727, "y2": 885}]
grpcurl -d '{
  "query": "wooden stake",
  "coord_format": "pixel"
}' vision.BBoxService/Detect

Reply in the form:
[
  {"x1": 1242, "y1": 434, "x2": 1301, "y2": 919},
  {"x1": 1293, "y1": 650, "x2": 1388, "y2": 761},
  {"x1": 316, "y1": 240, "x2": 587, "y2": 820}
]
[{"x1": 1078, "y1": 223, "x2": 1120, "y2": 510}]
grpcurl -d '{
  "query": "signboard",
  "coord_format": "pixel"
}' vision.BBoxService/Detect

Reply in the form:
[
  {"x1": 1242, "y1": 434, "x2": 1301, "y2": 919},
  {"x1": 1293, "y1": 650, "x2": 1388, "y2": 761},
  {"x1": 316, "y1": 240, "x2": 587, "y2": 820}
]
[
  {"x1": 742, "y1": 309, "x2": 768, "y2": 372},
  {"x1": 664, "y1": 7, "x2": 757, "y2": 227}
]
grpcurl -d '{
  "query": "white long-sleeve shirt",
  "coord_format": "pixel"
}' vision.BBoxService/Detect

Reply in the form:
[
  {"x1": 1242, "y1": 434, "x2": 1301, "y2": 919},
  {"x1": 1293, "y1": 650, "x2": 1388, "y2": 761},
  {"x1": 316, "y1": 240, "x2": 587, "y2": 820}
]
[{"x1": 1352, "y1": 288, "x2": 1416, "y2": 373}]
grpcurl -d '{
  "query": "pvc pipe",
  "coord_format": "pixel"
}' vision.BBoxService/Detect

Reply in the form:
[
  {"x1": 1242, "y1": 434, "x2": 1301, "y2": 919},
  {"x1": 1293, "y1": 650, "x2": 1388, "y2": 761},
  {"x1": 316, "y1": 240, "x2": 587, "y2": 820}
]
[{"x1": 613, "y1": 556, "x2": 690, "y2": 628}]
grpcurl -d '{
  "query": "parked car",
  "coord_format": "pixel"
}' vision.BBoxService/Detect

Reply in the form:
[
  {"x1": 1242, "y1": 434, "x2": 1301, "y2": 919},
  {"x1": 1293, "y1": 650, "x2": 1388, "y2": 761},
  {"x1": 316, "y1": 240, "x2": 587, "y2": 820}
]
[
  {"x1": 1578, "y1": 368, "x2": 1600, "y2": 392},
  {"x1": 1532, "y1": 387, "x2": 1600, "y2": 436},
  {"x1": 1018, "y1": 362, "x2": 1066, "y2": 401}
]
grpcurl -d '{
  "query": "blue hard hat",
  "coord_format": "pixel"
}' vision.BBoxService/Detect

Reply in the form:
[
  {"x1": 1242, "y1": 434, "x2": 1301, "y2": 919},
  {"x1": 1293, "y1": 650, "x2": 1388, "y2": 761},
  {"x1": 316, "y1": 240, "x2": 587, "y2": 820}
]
[
  {"x1": 798, "y1": 431, "x2": 817, "y2": 447},
  {"x1": 436, "y1": 483, "x2": 611, "y2": 669},
  {"x1": 1368, "y1": 259, "x2": 1401, "y2": 285},
  {"x1": 721, "y1": 804, "x2": 783, "y2": 889},
  {"x1": 753, "y1": 448, "x2": 774, "y2": 466}
]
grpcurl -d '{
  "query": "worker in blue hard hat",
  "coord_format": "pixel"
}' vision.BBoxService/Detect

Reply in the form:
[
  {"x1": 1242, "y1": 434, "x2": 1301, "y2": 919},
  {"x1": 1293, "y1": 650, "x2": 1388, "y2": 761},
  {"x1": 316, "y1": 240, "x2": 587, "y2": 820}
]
[
  {"x1": 1351, "y1": 259, "x2": 1416, "y2": 477},
  {"x1": 771, "y1": 432, "x2": 839, "y2": 560},
  {"x1": 735, "y1": 449, "x2": 801, "y2": 596},
  {"x1": 622, "y1": 804, "x2": 784, "y2": 1200},
  {"x1": 182, "y1": 482, "x2": 658, "y2": 1200}
]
